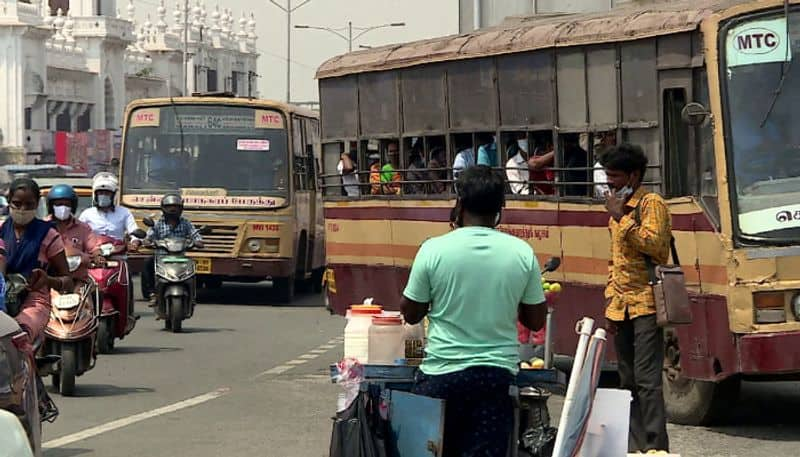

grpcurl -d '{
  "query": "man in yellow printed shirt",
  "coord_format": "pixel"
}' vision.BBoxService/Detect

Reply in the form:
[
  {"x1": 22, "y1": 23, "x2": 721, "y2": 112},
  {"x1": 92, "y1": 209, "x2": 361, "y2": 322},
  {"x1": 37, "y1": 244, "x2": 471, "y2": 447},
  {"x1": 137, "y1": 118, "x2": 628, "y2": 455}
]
[{"x1": 602, "y1": 143, "x2": 671, "y2": 454}]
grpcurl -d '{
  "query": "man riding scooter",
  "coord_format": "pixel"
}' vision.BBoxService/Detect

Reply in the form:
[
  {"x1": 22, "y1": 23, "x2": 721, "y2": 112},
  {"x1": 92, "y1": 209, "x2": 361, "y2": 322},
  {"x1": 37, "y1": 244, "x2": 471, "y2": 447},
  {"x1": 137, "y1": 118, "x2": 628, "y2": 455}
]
[
  {"x1": 142, "y1": 194, "x2": 204, "y2": 306},
  {"x1": 79, "y1": 172, "x2": 143, "y2": 353}
]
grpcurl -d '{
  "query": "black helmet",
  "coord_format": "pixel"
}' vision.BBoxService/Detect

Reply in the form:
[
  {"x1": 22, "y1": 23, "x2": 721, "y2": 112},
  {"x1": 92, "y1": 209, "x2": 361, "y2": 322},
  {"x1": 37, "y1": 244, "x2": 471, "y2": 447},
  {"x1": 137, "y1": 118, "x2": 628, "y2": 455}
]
[{"x1": 160, "y1": 194, "x2": 183, "y2": 217}]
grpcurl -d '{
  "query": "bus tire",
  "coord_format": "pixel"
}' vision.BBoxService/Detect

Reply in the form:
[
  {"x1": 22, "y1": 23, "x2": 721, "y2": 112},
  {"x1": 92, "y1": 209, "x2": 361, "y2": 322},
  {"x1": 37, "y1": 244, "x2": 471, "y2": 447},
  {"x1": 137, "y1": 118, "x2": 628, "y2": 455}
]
[
  {"x1": 273, "y1": 276, "x2": 295, "y2": 303},
  {"x1": 310, "y1": 268, "x2": 324, "y2": 294},
  {"x1": 663, "y1": 330, "x2": 740, "y2": 425}
]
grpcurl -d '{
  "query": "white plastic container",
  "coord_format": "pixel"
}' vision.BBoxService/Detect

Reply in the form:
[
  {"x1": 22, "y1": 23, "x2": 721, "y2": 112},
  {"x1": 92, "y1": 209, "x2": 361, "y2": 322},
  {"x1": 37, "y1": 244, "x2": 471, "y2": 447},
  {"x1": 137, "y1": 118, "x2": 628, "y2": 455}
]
[
  {"x1": 368, "y1": 316, "x2": 405, "y2": 364},
  {"x1": 576, "y1": 388, "x2": 632, "y2": 457},
  {"x1": 344, "y1": 306, "x2": 382, "y2": 363}
]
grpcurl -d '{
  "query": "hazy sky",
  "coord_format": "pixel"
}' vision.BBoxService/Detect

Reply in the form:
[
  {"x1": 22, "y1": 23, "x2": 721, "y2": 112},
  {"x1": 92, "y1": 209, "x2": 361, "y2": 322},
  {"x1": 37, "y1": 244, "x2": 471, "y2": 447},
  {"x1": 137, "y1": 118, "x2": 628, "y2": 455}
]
[{"x1": 133, "y1": 0, "x2": 459, "y2": 102}]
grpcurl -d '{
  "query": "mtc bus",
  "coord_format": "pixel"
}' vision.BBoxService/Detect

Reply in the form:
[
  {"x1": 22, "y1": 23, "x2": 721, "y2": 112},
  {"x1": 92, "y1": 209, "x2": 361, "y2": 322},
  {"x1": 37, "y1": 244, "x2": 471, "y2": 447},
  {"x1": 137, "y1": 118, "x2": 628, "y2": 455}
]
[
  {"x1": 120, "y1": 95, "x2": 324, "y2": 302},
  {"x1": 318, "y1": 0, "x2": 800, "y2": 424}
]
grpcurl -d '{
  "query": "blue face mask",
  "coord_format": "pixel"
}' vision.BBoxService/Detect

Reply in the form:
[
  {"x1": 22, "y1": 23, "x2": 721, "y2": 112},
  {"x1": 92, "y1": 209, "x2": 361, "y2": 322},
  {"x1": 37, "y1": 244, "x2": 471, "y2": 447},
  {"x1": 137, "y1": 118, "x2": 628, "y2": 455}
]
[{"x1": 96, "y1": 195, "x2": 113, "y2": 208}]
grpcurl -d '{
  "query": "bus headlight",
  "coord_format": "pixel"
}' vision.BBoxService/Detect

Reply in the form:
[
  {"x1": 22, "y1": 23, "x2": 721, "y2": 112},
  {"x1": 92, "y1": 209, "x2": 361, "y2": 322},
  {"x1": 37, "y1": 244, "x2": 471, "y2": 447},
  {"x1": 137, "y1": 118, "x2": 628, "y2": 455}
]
[
  {"x1": 247, "y1": 239, "x2": 262, "y2": 252},
  {"x1": 792, "y1": 293, "x2": 800, "y2": 321}
]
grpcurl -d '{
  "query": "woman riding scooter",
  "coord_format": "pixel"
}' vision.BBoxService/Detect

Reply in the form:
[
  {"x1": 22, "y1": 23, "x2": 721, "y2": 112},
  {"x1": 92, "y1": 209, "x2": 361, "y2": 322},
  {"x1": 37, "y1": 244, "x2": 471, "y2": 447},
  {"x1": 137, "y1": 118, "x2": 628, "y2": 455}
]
[
  {"x1": 44, "y1": 184, "x2": 102, "y2": 395},
  {"x1": 1, "y1": 177, "x2": 72, "y2": 422},
  {"x1": 47, "y1": 185, "x2": 100, "y2": 285}
]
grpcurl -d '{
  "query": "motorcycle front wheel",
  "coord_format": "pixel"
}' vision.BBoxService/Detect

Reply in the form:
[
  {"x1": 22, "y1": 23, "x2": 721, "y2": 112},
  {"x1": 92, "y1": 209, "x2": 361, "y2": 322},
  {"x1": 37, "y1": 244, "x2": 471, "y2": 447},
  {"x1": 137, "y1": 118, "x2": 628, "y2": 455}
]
[
  {"x1": 97, "y1": 317, "x2": 115, "y2": 354},
  {"x1": 169, "y1": 298, "x2": 182, "y2": 333},
  {"x1": 58, "y1": 344, "x2": 77, "y2": 396}
]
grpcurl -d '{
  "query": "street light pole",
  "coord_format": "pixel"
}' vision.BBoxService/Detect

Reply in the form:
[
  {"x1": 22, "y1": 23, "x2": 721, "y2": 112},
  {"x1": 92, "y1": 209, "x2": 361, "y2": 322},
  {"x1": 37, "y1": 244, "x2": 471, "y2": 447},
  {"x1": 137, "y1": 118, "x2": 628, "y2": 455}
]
[
  {"x1": 348, "y1": 21, "x2": 352, "y2": 53},
  {"x1": 182, "y1": 0, "x2": 188, "y2": 96},
  {"x1": 269, "y1": 0, "x2": 312, "y2": 103},
  {"x1": 295, "y1": 21, "x2": 405, "y2": 53}
]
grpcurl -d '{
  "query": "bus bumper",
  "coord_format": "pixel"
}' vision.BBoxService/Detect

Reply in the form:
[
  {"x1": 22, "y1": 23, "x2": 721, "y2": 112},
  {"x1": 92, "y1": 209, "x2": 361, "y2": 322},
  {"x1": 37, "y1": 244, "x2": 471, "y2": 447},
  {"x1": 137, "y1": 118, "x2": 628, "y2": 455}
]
[
  {"x1": 738, "y1": 330, "x2": 800, "y2": 375},
  {"x1": 127, "y1": 254, "x2": 294, "y2": 278}
]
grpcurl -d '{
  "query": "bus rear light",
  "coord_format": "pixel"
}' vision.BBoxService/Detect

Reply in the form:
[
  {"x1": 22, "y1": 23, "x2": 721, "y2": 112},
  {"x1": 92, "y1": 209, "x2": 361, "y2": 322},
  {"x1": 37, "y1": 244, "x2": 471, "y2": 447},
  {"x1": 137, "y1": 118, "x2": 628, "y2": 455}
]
[
  {"x1": 754, "y1": 292, "x2": 786, "y2": 324},
  {"x1": 753, "y1": 292, "x2": 784, "y2": 309}
]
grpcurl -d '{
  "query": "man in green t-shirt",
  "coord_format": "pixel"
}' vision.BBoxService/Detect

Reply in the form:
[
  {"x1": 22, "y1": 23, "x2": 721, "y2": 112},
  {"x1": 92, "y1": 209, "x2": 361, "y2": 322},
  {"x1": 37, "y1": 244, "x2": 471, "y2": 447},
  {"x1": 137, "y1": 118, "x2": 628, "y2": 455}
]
[{"x1": 401, "y1": 165, "x2": 546, "y2": 457}]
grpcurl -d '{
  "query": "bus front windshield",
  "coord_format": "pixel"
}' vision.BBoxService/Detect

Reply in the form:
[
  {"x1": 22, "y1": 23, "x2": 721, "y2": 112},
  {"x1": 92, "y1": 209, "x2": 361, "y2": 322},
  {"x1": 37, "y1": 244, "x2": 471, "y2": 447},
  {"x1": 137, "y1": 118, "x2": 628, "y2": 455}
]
[
  {"x1": 724, "y1": 11, "x2": 800, "y2": 241},
  {"x1": 122, "y1": 105, "x2": 289, "y2": 209}
]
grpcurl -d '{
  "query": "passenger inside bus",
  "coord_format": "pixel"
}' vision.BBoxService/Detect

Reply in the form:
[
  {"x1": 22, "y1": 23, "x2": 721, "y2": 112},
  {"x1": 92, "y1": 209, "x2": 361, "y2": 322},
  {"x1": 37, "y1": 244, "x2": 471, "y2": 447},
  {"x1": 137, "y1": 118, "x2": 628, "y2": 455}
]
[
  {"x1": 405, "y1": 140, "x2": 427, "y2": 195},
  {"x1": 593, "y1": 131, "x2": 617, "y2": 198},
  {"x1": 561, "y1": 134, "x2": 590, "y2": 196},
  {"x1": 381, "y1": 141, "x2": 402, "y2": 195},
  {"x1": 476, "y1": 133, "x2": 498, "y2": 168},
  {"x1": 453, "y1": 135, "x2": 476, "y2": 179},
  {"x1": 428, "y1": 147, "x2": 448, "y2": 194},
  {"x1": 369, "y1": 152, "x2": 382, "y2": 195},
  {"x1": 505, "y1": 134, "x2": 533, "y2": 195},
  {"x1": 337, "y1": 145, "x2": 360, "y2": 197},
  {"x1": 529, "y1": 138, "x2": 556, "y2": 195}
]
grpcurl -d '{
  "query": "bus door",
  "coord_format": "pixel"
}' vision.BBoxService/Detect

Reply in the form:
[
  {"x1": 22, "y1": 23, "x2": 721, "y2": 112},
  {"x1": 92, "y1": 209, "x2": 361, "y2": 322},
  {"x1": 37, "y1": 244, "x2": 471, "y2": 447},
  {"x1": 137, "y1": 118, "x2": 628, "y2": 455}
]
[{"x1": 292, "y1": 116, "x2": 316, "y2": 278}]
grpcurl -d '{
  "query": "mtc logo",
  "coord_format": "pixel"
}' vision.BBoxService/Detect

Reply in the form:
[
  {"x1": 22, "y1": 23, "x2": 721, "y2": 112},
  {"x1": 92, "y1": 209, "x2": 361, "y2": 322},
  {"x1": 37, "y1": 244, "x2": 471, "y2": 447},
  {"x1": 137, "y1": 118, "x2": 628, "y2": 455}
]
[{"x1": 735, "y1": 28, "x2": 780, "y2": 54}]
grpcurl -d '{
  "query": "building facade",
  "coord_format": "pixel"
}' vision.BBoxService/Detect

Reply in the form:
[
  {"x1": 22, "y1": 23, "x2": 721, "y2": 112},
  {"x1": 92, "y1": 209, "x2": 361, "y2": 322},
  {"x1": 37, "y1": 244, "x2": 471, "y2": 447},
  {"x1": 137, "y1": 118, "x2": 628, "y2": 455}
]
[{"x1": 0, "y1": 0, "x2": 259, "y2": 171}]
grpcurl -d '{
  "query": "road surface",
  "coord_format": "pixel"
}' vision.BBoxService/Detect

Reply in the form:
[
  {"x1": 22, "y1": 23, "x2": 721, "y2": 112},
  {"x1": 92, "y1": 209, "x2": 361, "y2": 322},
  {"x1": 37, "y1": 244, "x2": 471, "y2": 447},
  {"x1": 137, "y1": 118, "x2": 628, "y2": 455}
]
[{"x1": 39, "y1": 282, "x2": 800, "y2": 457}]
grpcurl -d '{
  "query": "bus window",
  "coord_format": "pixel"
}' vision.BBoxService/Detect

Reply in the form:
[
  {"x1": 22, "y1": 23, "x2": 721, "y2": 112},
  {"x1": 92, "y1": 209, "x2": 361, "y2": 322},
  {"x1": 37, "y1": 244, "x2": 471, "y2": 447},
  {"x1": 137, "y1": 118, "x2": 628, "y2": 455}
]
[
  {"x1": 663, "y1": 88, "x2": 690, "y2": 197},
  {"x1": 323, "y1": 141, "x2": 345, "y2": 197},
  {"x1": 292, "y1": 117, "x2": 307, "y2": 191},
  {"x1": 402, "y1": 137, "x2": 424, "y2": 195},
  {"x1": 695, "y1": 68, "x2": 719, "y2": 227},
  {"x1": 557, "y1": 133, "x2": 590, "y2": 197}
]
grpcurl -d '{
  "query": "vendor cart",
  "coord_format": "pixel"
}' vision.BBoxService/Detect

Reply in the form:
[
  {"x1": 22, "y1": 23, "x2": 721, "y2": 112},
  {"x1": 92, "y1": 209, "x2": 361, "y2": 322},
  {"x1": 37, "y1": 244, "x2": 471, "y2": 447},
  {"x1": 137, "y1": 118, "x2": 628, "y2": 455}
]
[
  {"x1": 329, "y1": 362, "x2": 565, "y2": 457},
  {"x1": 329, "y1": 257, "x2": 566, "y2": 457}
]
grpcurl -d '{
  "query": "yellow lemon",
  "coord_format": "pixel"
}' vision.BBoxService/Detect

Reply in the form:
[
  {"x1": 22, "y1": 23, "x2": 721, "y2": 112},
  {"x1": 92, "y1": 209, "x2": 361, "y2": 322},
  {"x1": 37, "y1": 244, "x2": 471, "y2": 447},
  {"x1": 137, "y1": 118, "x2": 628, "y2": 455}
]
[
  {"x1": 549, "y1": 283, "x2": 562, "y2": 293},
  {"x1": 542, "y1": 282, "x2": 551, "y2": 290}
]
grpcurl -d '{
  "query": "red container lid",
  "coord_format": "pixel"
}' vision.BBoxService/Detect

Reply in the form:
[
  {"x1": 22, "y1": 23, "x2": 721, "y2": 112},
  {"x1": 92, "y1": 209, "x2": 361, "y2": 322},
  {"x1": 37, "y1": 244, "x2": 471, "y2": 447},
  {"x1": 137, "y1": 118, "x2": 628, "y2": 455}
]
[
  {"x1": 372, "y1": 316, "x2": 403, "y2": 325},
  {"x1": 350, "y1": 304, "x2": 383, "y2": 316}
]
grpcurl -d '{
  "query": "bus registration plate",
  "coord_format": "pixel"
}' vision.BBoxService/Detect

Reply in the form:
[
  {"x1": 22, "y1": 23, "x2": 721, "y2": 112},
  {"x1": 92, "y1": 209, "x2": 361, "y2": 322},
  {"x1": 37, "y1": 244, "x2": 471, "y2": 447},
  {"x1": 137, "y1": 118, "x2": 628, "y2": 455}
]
[{"x1": 195, "y1": 258, "x2": 212, "y2": 274}]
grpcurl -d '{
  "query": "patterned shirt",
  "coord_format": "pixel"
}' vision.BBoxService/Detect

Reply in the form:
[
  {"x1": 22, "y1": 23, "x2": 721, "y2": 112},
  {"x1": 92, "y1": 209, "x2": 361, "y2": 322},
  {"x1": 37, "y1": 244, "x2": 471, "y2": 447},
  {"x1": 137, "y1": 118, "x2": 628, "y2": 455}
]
[
  {"x1": 146, "y1": 217, "x2": 202, "y2": 243},
  {"x1": 605, "y1": 187, "x2": 672, "y2": 321}
]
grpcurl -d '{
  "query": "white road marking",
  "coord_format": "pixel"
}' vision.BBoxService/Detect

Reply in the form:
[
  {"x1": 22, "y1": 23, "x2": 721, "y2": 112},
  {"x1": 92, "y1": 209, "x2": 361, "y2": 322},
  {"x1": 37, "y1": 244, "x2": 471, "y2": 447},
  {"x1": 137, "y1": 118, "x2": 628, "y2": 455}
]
[
  {"x1": 252, "y1": 338, "x2": 343, "y2": 380},
  {"x1": 43, "y1": 387, "x2": 230, "y2": 449}
]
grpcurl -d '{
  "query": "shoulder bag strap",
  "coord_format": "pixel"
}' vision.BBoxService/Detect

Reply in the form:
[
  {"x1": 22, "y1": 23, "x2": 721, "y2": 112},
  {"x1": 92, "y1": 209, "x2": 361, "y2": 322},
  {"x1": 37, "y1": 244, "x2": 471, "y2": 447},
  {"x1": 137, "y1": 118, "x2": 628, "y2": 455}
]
[{"x1": 633, "y1": 199, "x2": 658, "y2": 285}]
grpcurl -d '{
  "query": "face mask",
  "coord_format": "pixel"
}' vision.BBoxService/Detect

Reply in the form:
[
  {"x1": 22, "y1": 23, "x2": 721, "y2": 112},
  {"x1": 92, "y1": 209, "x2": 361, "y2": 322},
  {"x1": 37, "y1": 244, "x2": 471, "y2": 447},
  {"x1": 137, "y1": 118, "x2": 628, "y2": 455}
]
[
  {"x1": 96, "y1": 195, "x2": 113, "y2": 208},
  {"x1": 53, "y1": 205, "x2": 72, "y2": 221},
  {"x1": 615, "y1": 185, "x2": 634, "y2": 200},
  {"x1": 517, "y1": 139, "x2": 529, "y2": 154},
  {"x1": 10, "y1": 208, "x2": 36, "y2": 226}
]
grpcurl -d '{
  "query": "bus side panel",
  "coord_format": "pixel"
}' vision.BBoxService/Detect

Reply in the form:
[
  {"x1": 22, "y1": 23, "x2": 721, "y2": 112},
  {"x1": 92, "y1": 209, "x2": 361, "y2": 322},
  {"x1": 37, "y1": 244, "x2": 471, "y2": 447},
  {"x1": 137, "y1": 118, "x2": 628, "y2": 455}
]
[
  {"x1": 674, "y1": 294, "x2": 738, "y2": 381},
  {"x1": 326, "y1": 263, "x2": 407, "y2": 314}
]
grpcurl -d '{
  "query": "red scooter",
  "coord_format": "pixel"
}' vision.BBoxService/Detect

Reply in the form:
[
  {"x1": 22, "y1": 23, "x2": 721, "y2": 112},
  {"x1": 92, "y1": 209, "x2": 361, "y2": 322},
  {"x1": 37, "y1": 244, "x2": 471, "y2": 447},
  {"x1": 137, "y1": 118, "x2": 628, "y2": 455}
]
[{"x1": 89, "y1": 232, "x2": 144, "y2": 354}]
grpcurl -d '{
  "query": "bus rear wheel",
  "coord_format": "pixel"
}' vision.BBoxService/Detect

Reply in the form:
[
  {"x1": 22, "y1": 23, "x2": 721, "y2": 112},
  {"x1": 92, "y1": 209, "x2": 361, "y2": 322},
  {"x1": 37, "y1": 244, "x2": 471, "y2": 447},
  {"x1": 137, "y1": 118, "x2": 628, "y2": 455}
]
[{"x1": 663, "y1": 330, "x2": 740, "y2": 425}]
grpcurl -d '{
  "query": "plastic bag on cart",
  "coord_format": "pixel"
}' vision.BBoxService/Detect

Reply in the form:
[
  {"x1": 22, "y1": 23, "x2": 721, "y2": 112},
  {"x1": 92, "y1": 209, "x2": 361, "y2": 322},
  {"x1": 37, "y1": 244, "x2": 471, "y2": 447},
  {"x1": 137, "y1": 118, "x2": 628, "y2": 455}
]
[
  {"x1": 334, "y1": 358, "x2": 364, "y2": 412},
  {"x1": 520, "y1": 394, "x2": 556, "y2": 457},
  {"x1": 329, "y1": 390, "x2": 388, "y2": 457}
]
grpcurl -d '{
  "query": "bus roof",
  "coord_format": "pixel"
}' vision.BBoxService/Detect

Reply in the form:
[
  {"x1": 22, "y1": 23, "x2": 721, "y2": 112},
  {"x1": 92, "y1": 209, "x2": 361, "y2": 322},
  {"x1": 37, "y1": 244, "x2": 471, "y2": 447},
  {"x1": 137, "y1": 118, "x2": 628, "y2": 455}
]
[
  {"x1": 316, "y1": 0, "x2": 772, "y2": 79},
  {"x1": 124, "y1": 97, "x2": 319, "y2": 119}
]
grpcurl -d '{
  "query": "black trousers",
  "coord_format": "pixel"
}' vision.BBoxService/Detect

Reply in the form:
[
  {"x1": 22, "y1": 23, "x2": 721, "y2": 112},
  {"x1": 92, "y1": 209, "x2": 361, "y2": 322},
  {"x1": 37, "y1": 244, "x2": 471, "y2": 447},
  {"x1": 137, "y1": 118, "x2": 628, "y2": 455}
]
[
  {"x1": 413, "y1": 366, "x2": 513, "y2": 457},
  {"x1": 142, "y1": 257, "x2": 155, "y2": 298},
  {"x1": 614, "y1": 314, "x2": 669, "y2": 452}
]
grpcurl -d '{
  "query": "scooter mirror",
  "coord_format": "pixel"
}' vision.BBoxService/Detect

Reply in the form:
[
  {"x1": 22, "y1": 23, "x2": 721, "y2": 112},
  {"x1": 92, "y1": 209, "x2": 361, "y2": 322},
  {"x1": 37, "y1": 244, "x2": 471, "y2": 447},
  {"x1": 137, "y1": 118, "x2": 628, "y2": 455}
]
[
  {"x1": 142, "y1": 217, "x2": 155, "y2": 227},
  {"x1": 198, "y1": 225, "x2": 212, "y2": 236},
  {"x1": 543, "y1": 257, "x2": 561, "y2": 273},
  {"x1": 131, "y1": 229, "x2": 147, "y2": 239}
]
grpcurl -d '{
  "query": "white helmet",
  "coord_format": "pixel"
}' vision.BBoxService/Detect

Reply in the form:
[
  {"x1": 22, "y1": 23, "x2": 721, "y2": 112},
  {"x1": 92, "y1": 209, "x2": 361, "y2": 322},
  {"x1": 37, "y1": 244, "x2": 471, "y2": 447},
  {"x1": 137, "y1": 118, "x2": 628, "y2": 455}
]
[{"x1": 92, "y1": 172, "x2": 118, "y2": 193}]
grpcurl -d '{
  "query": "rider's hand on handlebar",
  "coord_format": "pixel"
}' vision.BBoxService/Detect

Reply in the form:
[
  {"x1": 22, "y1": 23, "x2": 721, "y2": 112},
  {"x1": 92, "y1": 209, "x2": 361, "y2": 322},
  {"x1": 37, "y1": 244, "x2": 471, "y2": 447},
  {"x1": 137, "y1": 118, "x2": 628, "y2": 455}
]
[
  {"x1": 128, "y1": 239, "x2": 142, "y2": 252},
  {"x1": 28, "y1": 268, "x2": 48, "y2": 291}
]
